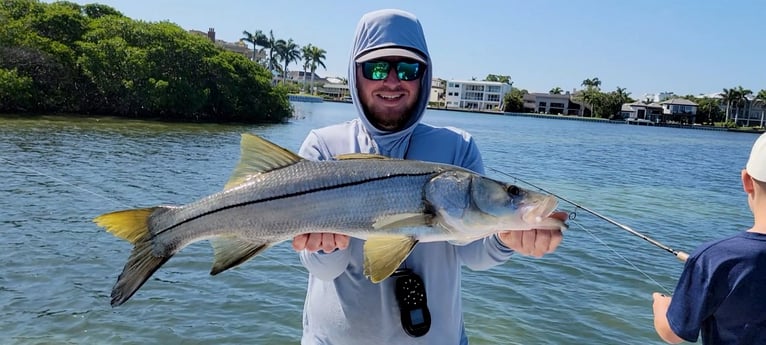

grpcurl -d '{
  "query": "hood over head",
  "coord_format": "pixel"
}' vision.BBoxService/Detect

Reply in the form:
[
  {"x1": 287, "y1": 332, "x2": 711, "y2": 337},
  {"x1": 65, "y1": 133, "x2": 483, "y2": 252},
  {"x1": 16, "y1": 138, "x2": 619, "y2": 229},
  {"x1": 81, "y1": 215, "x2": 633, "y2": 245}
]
[{"x1": 348, "y1": 9, "x2": 433, "y2": 158}]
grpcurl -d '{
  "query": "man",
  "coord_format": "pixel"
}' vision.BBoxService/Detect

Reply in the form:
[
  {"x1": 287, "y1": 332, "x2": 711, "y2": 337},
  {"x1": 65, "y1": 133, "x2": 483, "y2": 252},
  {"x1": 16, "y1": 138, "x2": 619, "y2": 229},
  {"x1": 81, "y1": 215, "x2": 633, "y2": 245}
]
[
  {"x1": 292, "y1": 9, "x2": 565, "y2": 344},
  {"x1": 652, "y1": 132, "x2": 766, "y2": 344}
]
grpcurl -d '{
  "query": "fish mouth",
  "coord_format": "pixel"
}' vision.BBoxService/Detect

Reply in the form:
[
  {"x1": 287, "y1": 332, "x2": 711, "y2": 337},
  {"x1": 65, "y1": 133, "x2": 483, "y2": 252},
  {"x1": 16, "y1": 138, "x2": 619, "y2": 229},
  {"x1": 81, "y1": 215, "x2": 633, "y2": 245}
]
[{"x1": 521, "y1": 196, "x2": 561, "y2": 227}]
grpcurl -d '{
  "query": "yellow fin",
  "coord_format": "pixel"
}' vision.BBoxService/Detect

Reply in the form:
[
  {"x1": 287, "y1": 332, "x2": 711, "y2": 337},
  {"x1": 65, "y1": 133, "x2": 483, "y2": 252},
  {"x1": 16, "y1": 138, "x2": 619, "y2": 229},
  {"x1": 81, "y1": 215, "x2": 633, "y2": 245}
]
[
  {"x1": 94, "y1": 207, "x2": 157, "y2": 244},
  {"x1": 224, "y1": 133, "x2": 303, "y2": 190},
  {"x1": 372, "y1": 213, "x2": 433, "y2": 230},
  {"x1": 363, "y1": 235, "x2": 418, "y2": 283},
  {"x1": 334, "y1": 153, "x2": 390, "y2": 160},
  {"x1": 209, "y1": 237, "x2": 270, "y2": 275}
]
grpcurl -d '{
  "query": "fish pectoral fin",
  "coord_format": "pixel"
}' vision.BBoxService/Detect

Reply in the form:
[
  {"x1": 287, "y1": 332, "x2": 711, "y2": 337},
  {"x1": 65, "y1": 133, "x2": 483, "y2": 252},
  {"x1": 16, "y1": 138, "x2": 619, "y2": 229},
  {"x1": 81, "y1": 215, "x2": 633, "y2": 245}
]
[
  {"x1": 334, "y1": 153, "x2": 390, "y2": 160},
  {"x1": 94, "y1": 207, "x2": 157, "y2": 244},
  {"x1": 224, "y1": 133, "x2": 303, "y2": 190},
  {"x1": 363, "y1": 235, "x2": 418, "y2": 283},
  {"x1": 372, "y1": 213, "x2": 434, "y2": 231},
  {"x1": 210, "y1": 237, "x2": 271, "y2": 275}
]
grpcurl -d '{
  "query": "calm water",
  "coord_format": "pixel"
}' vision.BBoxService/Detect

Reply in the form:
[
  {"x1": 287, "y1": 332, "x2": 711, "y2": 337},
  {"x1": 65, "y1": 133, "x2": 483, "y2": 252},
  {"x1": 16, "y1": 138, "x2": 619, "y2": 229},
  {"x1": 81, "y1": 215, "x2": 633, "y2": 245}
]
[{"x1": 0, "y1": 102, "x2": 757, "y2": 345}]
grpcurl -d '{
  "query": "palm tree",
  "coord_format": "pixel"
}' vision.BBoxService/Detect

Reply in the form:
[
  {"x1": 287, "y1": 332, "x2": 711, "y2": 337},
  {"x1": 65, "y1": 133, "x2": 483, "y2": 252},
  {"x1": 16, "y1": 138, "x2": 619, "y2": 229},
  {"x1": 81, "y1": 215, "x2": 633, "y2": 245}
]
[
  {"x1": 755, "y1": 89, "x2": 766, "y2": 127},
  {"x1": 720, "y1": 87, "x2": 738, "y2": 122},
  {"x1": 578, "y1": 77, "x2": 601, "y2": 116},
  {"x1": 549, "y1": 87, "x2": 563, "y2": 95},
  {"x1": 581, "y1": 77, "x2": 601, "y2": 90},
  {"x1": 241, "y1": 29, "x2": 268, "y2": 63},
  {"x1": 732, "y1": 86, "x2": 753, "y2": 125},
  {"x1": 305, "y1": 45, "x2": 327, "y2": 95},
  {"x1": 274, "y1": 38, "x2": 301, "y2": 83},
  {"x1": 301, "y1": 44, "x2": 313, "y2": 92},
  {"x1": 266, "y1": 30, "x2": 278, "y2": 73}
]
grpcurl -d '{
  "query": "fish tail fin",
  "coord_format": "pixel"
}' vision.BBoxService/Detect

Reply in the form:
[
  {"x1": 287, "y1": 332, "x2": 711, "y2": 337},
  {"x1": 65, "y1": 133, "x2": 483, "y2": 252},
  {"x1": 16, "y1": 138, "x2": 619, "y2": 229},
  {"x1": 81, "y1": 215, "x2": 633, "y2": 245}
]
[{"x1": 94, "y1": 207, "x2": 172, "y2": 307}]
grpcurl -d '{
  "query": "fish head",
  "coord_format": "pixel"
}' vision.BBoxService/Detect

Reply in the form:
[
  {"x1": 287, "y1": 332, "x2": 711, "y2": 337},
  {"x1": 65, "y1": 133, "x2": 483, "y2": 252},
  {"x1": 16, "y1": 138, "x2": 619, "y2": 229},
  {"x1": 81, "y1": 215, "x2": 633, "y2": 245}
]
[
  {"x1": 425, "y1": 171, "x2": 567, "y2": 237},
  {"x1": 467, "y1": 175, "x2": 566, "y2": 231}
]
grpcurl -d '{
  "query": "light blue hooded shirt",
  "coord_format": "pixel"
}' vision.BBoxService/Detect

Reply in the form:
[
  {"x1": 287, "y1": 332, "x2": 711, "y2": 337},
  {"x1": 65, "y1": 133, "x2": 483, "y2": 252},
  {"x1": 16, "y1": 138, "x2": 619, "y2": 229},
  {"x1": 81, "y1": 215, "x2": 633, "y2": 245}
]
[{"x1": 297, "y1": 9, "x2": 514, "y2": 345}]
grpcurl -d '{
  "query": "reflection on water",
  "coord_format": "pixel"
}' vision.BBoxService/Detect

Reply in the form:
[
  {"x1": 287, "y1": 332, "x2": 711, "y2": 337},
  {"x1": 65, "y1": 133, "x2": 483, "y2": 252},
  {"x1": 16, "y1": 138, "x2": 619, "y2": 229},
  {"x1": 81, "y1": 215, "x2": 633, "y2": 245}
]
[{"x1": 0, "y1": 104, "x2": 757, "y2": 344}]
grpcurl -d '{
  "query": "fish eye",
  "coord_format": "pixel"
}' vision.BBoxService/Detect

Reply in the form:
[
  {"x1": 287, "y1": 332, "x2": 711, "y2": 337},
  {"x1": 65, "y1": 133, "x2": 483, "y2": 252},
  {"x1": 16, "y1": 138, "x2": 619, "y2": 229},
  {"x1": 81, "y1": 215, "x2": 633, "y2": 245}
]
[{"x1": 506, "y1": 185, "x2": 521, "y2": 196}]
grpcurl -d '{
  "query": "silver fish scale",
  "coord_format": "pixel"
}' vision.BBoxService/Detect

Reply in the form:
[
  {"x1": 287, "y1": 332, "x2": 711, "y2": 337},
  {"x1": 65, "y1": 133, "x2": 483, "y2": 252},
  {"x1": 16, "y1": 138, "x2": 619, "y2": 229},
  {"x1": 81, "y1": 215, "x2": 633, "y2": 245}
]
[{"x1": 151, "y1": 159, "x2": 459, "y2": 244}]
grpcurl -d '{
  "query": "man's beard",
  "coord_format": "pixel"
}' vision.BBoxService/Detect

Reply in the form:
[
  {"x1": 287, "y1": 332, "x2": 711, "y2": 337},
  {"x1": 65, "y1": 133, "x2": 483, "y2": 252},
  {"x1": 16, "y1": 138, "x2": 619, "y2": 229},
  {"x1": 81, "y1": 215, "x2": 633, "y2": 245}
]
[{"x1": 361, "y1": 97, "x2": 419, "y2": 131}]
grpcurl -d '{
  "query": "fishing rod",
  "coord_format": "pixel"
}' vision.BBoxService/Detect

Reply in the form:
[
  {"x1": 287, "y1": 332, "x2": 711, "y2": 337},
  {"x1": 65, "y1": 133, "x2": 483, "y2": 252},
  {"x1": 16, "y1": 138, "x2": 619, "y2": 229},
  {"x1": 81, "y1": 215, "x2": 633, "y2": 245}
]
[{"x1": 488, "y1": 167, "x2": 689, "y2": 262}]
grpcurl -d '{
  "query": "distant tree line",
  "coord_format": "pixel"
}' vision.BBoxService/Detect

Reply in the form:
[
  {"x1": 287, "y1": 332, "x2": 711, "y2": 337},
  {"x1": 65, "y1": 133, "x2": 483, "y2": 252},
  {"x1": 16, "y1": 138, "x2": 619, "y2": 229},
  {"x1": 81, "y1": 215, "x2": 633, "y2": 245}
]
[
  {"x1": 0, "y1": 0, "x2": 292, "y2": 123},
  {"x1": 499, "y1": 75, "x2": 766, "y2": 125}
]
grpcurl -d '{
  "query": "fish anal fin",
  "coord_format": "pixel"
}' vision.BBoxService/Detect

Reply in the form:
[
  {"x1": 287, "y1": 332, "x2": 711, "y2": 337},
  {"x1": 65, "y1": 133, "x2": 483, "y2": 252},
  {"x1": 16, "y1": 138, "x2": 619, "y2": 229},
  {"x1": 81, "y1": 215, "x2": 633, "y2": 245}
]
[
  {"x1": 334, "y1": 153, "x2": 390, "y2": 160},
  {"x1": 224, "y1": 133, "x2": 303, "y2": 190},
  {"x1": 363, "y1": 235, "x2": 418, "y2": 283},
  {"x1": 210, "y1": 237, "x2": 271, "y2": 275},
  {"x1": 372, "y1": 213, "x2": 433, "y2": 231}
]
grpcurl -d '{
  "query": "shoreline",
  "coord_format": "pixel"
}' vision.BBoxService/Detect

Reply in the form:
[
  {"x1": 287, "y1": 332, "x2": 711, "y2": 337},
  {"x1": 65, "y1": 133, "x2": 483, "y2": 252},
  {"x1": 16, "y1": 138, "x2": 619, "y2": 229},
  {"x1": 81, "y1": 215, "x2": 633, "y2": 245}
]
[{"x1": 305, "y1": 99, "x2": 766, "y2": 134}]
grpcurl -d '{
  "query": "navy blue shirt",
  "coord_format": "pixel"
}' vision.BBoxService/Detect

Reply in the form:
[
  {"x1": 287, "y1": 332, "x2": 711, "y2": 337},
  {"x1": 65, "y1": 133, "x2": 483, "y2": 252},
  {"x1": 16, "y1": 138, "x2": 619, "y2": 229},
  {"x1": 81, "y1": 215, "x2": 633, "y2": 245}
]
[{"x1": 667, "y1": 231, "x2": 766, "y2": 344}]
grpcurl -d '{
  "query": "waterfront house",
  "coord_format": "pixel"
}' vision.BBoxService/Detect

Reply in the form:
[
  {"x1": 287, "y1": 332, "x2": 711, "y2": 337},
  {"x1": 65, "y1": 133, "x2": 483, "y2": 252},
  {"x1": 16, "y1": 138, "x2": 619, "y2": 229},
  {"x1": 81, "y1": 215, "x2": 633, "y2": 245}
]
[
  {"x1": 659, "y1": 98, "x2": 698, "y2": 124},
  {"x1": 445, "y1": 80, "x2": 511, "y2": 111},
  {"x1": 429, "y1": 78, "x2": 446, "y2": 106},
  {"x1": 621, "y1": 102, "x2": 663, "y2": 124},
  {"x1": 317, "y1": 78, "x2": 350, "y2": 100},
  {"x1": 522, "y1": 92, "x2": 587, "y2": 116},
  {"x1": 190, "y1": 28, "x2": 256, "y2": 60}
]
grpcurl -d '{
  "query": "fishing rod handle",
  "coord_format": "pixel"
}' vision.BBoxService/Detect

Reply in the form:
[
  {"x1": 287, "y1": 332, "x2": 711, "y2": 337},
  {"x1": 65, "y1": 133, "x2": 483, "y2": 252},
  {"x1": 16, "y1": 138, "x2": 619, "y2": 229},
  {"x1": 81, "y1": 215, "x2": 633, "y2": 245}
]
[{"x1": 676, "y1": 251, "x2": 689, "y2": 262}]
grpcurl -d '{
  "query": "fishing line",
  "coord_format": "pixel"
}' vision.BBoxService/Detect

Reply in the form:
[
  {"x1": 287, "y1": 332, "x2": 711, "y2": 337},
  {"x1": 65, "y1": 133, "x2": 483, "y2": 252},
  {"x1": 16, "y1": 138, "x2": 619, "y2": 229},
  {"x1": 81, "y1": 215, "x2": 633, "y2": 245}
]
[
  {"x1": 487, "y1": 166, "x2": 689, "y2": 262},
  {"x1": 487, "y1": 167, "x2": 678, "y2": 292},
  {"x1": 1, "y1": 156, "x2": 308, "y2": 275},
  {"x1": 570, "y1": 218, "x2": 673, "y2": 294},
  {"x1": 0, "y1": 156, "x2": 133, "y2": 208}
]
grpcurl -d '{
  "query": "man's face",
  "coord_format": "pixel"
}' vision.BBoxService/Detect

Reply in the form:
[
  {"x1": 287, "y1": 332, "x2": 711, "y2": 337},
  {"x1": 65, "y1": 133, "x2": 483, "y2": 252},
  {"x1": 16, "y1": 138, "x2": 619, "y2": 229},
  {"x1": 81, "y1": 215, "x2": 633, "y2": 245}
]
[{"x1": 356, "y1": 57, "x2": 424, "y2": 131}]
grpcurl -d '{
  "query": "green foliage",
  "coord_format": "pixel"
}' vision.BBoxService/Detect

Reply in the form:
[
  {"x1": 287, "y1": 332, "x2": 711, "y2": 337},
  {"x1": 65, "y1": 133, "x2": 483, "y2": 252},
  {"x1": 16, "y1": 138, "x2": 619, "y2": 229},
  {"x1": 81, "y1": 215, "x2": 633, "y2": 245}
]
[
  {"x1": 685, "y1": 96, "x2": 723, "y2": 125},
  {"x1": 0, "y1": 0, "x2": 291, "y2": 123},
  {"x1": 572, "y1": 81, "x2": 633, "y2": 119},
  {"x1": 484, "y1": 74, "x2": 511, "y2": 84},
  {"x1": 503, "y1": 87, "x2": 527, "y2": 112},
  {"x1": 0, "y1": 67, "x2": 34, "y2": 111}
]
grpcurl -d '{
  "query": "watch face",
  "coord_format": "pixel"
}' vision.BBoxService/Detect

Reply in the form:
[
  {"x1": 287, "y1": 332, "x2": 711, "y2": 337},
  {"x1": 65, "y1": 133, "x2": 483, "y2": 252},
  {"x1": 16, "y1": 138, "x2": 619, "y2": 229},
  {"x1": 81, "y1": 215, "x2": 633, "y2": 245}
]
[{"x1": 410, "y1": 309, "x2": 425, "y2": 325}]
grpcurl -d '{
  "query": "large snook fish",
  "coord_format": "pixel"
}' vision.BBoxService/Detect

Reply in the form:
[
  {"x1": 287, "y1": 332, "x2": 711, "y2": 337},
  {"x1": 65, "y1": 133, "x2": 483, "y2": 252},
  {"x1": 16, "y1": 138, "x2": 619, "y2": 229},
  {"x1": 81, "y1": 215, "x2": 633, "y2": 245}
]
[{"x1": 95, "y1": 133, "x2": 566, "y2": 307}]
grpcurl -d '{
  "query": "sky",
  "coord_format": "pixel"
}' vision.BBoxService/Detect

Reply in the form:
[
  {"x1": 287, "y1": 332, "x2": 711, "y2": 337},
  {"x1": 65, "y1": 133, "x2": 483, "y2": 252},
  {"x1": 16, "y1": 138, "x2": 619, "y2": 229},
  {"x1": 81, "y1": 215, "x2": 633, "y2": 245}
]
[{"x1": 53, "y1": 0, "x2": 765, "y2": 98}]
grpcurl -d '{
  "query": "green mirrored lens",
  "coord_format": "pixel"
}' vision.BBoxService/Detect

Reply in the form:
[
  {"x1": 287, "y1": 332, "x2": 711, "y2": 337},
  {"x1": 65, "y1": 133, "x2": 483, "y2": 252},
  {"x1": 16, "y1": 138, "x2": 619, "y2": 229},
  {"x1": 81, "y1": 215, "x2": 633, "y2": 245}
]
[
  {"x1": 396, "y1": 62, "x2": 420, "y2": 81},
  {"x1": 366, "y1": 62, "x2": 390, "y2": 80}
]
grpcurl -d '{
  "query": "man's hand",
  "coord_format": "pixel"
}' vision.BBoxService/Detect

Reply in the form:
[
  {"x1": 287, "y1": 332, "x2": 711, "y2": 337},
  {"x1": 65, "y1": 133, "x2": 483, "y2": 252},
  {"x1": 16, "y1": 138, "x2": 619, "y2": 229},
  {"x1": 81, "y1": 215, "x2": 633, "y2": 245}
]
[
  {"x1": 497, "y1": 211, "x2": 567, "y2": 257},
  {"x1": 293, "y1": 233, "x2": 350, "y2": 253}
]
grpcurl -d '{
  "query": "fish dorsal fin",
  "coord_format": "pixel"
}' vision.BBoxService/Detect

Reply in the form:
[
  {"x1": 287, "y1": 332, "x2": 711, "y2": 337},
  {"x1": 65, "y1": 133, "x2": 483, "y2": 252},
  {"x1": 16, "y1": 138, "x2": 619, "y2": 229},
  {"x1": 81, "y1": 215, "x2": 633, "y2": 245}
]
[
  {"x1": 224, "y1": 133, "x2": 303, "y2": 190},
  {"x1": 334, "y1": 153, "x2": 390, "y2": 160},
  {"x1": 372, "y1": 213, "x2": 433, "y2": 230},
  {"x1": 363, "y1": 235, "x2": 418, "y2": 283},
  {"x1": 210, "y1": 237, "x2": 271, "y2": 275}
]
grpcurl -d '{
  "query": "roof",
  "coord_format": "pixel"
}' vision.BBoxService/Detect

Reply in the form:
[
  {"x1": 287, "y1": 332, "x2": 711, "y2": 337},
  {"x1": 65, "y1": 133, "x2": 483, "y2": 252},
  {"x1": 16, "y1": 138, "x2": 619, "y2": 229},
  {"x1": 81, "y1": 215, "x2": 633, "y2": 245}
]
[
  {"x1": 622, "y1": 102, "x2": 663, "y2": 111},
  {"x1": 659, "y1": 98, "x2": 698, "y2": 106}
]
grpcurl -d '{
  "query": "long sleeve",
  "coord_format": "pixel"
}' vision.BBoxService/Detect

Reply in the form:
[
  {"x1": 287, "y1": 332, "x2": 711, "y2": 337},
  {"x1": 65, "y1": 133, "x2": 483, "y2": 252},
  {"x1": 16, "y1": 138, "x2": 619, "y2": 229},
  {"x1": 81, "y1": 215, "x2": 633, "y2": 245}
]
[
  {"x1": 457, "y1": 234, "x2": 515, "y2": 270},
  {"x1": 298, "y1": 247, "x2": 352, "y2": 281}
]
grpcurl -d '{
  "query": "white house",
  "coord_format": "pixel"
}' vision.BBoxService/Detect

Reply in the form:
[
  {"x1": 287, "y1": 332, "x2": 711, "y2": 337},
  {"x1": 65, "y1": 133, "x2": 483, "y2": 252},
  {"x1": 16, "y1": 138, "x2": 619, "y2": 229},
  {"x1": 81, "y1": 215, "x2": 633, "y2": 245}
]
[
  {"x1": 444, "y1": 80, "x2": 511, "y2": 111},
  {"x1": 621, "y1": 102, "x2": 664, "y2": 123},
  {"x1": 659, "y1": 98, "x2": 698, "y2": 124}
]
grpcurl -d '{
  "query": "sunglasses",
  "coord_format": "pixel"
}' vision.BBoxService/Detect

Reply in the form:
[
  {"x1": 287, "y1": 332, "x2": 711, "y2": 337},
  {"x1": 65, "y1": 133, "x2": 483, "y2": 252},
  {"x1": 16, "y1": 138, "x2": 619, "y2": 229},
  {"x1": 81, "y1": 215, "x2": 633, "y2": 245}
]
[{"x1": 360, "y1": 60, "x2": 426, "y2": 81}]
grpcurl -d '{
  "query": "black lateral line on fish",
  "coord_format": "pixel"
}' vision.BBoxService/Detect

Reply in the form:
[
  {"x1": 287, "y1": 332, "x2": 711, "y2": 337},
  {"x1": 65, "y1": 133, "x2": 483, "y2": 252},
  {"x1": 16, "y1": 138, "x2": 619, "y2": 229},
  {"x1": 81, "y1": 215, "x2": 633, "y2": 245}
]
[{"x1": 155, "y1": 171, "x2": 438, "y2": 235}]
